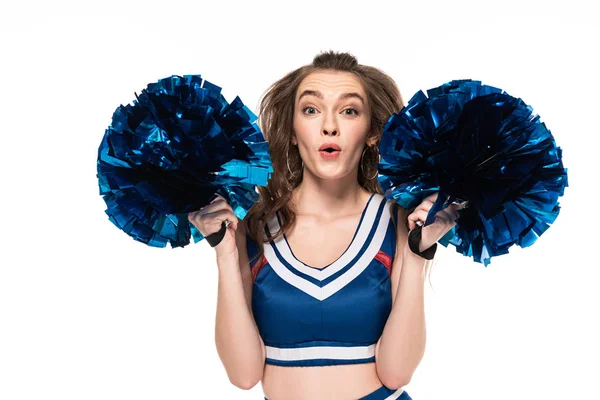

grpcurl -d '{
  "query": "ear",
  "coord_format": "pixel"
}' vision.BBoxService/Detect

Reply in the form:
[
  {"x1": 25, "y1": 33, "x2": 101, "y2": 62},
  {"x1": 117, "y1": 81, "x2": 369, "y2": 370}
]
[{"x1": 366, "y1": 135, "x2": 377, "y2": 147}]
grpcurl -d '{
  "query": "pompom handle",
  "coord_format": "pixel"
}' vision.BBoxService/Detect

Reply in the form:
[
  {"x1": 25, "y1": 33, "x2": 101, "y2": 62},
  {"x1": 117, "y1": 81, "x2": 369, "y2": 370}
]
[{"x1": 205, "y1": 220, "x2": 230, "y2": 247}]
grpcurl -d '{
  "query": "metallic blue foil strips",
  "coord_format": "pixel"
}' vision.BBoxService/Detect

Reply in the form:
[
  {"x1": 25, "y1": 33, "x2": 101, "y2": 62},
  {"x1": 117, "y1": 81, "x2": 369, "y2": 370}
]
[
  {"x1": 97, "y1": 75, "x2": 273, "y2": 248},
  {"x1": 378, "y1": 79, "x2": 568, "y2": 266}
]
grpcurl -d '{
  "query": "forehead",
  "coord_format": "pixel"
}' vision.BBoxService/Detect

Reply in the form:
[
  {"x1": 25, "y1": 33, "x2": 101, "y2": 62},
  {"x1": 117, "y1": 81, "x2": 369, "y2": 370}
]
[{"x1": 296, "y1": 70, "x2": 366, "y2": 101}]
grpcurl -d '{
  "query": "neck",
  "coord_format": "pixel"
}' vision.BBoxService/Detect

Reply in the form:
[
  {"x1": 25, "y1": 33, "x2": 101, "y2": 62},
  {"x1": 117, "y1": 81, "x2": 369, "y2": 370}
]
[{"x1": 290, "y1": 167, "x2": 372, "y2": 218}]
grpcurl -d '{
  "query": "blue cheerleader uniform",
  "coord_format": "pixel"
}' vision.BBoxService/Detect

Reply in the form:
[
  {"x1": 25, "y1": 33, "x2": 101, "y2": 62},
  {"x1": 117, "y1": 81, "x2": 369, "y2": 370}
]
[{"x1": 247, "y1": 193, "x2": 413, "y2": 400}]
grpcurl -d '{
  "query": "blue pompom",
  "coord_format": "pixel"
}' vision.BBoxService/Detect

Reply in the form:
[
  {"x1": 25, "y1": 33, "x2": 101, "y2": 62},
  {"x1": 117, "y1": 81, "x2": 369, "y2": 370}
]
[
  {"x1": 378, "y1": 79, "x2": 568, "y2": 266},
  {"x1": 97, "y1": 75, "x2": 273, "y2": 248}
]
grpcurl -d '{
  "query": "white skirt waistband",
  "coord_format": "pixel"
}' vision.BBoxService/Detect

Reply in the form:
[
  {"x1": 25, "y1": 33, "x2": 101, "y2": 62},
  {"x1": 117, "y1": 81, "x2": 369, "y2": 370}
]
[{"x1": 265, "y1": 343, "x2": 376, "y2": 361}]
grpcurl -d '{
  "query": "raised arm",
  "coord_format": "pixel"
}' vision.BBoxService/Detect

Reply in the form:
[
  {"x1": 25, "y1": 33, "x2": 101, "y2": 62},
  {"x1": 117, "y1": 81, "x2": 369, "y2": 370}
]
[
  {"x1": 375, "y1": 195, "x2": 462, "y2": 388},
  {"x1": 188, "y1": 196, "x2": 266, "y2": 390},
  {"x1": 375, "y1": 205, "x2": 428, "y2": 389},
  {"x1": 214, "y1": 216, "x2": 266, "y2": 389}
]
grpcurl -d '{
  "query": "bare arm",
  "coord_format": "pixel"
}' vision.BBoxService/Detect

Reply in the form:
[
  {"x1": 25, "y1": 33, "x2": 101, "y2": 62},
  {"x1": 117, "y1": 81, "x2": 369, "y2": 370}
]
[
  {"x1": 375, "y1": 207, "x2": 429, "y2": 389},
  {"x1": 375, "y1": 195, "x2": 460, "y2": 389},
  {"x1": 214, "y1": 217, "x2": 266, "y2": 390}
]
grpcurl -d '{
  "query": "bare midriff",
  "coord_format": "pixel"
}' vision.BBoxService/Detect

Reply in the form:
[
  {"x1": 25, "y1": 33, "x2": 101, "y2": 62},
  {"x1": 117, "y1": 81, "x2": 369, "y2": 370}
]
[{"x1": 261, "y1": 362, "x2": 384, "y2": 400}]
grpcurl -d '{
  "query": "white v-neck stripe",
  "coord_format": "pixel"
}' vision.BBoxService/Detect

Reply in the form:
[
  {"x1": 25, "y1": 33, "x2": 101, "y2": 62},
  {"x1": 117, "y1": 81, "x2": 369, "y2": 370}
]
[
  {"x1": 263, "y1": 197, "x2": 391, "y2": 301},
  {"x1": 267, "y1": 194, "x2": 384, "y2": 281}
]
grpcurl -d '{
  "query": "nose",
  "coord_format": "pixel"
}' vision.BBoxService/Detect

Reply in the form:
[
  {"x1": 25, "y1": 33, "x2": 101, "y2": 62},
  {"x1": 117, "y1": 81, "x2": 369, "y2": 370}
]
[{"x1": 322, "y1": 113, "x2": 338, "y2": 136}]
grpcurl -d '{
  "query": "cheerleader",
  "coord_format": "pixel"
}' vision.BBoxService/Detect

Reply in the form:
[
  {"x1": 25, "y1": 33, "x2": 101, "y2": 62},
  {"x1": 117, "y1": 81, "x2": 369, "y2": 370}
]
[{"x1": 188, "y1": 51, "x2": 463, "y2": 400}]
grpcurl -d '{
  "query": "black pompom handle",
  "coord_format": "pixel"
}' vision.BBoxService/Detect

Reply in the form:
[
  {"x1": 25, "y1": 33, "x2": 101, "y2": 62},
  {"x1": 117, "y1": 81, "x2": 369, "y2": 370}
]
[
  {"x1": 205, "y1": 220, "x2": 231, "y2": 247},
  {"x1": 407, "y1": 225, "x2": 437, "y2": 260}
]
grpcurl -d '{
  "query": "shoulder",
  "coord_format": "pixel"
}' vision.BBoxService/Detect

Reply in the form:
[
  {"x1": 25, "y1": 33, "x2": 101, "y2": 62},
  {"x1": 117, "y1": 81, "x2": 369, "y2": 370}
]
[
  {"x1": 234, "y1": 213, "x2": 248, "y2": 247},
  {"x1": 235, "y1": 215, "x2": 256, "y2": 267},
  {"x1": 392, "y1": 202, "x2": 409, "y2": 239},
  {"x1": 386, "y1": 200, "x2": 410, "y2": 302},
  {"x1": 234, "y1": 216, "x2": 257, "y2": 308},
  {"x1": 382, "y1": 197, "x2": 408, "y2": 226},
  {"x1": 379, "y1": 196, "x2": 405, "y2": 225},
  {"x1": 236, "y1": 214, "x2": 265, "y2": 270},
  {"x1": 378, "y1": 196, "x2": 409, "y2": 256}
]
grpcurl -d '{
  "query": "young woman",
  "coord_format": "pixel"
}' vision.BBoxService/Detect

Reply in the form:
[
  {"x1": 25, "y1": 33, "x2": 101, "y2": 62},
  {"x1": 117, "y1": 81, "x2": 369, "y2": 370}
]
[{"x1": 188, "y1": 51, "x2": 461, "y2": 400}]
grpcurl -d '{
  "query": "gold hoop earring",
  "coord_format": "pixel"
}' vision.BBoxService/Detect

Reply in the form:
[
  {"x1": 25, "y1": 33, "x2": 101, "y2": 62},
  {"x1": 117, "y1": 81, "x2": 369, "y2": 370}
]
[{"x1": 360, "y1": 146, "x2": 379, "y2": 180}]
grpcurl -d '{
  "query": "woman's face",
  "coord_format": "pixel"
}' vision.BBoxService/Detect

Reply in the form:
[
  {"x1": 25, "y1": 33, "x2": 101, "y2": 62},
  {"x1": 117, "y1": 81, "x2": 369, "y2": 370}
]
[{"x1": 292, "y1": 70, "x2": 373, "y2": 180}]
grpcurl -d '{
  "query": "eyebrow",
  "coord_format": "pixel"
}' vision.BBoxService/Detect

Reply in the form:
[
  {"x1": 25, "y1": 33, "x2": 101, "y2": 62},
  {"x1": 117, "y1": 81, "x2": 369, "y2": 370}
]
[{"x1": 297, "y1": 90, "x2": 365, "y2": 105}]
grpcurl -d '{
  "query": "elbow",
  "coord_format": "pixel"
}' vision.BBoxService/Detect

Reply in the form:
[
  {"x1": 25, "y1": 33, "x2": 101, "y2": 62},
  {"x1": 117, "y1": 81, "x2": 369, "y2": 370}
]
[
  {"x1": 229, "y1": 374, "x2": 261, "y2": 390},
  {"x1": 381, "y1": 374, "x2": 412, "y2": 390},
  {"x1": 378, "y1": 368, "x2": 412, "y2": 390},
  {"x1": 227, "y1": 361, "x2": 263, "y2": 391},
  {"x1": 225, "y1": 362, "x2": 263, "y2": 390}
]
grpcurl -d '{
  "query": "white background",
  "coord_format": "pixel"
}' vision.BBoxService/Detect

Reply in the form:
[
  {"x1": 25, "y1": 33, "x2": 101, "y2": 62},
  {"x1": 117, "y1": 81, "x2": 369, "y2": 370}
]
[{"x1": 1, "y1": 0, "x2": 597, "y2": 399}]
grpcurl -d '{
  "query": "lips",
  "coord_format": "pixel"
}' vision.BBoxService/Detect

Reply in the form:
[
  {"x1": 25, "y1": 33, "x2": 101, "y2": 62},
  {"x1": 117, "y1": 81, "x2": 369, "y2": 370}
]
[{"x1": 319, "y1": 143, "x2": 341, "y2": 152}]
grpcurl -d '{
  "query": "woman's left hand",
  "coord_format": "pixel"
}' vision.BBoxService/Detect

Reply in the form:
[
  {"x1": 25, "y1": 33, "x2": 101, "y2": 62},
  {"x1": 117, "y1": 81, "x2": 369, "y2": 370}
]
[{"x1": 407, "y1": 192, "x2": 465, "y2": 251}]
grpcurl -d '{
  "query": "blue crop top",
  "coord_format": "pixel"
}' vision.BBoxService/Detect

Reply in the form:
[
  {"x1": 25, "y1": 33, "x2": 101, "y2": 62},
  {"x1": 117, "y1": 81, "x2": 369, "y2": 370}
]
[{"x1": 246, "y1": 193, "x2": 398, "y2": 367}]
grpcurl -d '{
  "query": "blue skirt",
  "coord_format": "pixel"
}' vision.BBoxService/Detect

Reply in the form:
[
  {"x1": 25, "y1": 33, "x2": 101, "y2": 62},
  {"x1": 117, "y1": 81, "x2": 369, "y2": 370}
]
[
  {"x1": 264, "y1": 385, "x2": 412, "y2": 399},
  {"x1": 360, "y1": 385, "x2": 412, "y2": 399}
]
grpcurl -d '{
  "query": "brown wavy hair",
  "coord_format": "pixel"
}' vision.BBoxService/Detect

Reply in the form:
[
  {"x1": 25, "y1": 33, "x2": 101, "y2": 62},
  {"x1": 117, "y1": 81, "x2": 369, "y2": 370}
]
[{"x1": 245, "y1": 50, "x2": 410, "y2": 268}]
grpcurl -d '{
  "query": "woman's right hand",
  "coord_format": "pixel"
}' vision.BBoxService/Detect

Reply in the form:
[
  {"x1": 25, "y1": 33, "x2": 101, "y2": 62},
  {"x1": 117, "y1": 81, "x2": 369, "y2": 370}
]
[{"x1": 188, "y1": 194, "x2": 239, "y2": 257}]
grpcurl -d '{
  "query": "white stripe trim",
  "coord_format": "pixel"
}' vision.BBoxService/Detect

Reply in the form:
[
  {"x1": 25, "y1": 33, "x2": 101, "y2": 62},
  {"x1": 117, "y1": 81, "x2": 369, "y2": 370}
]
[
  {"x1": 385, "y1": 388, "x2": 406, "y2": 399},
  {"x1": 263, "y1": 199, "x2": 391, "y2": 301},
  {"x1": 265, "y1": 343, "x2": 376, "y2": 361},
  {"x1": 269, "y1": 194, "x2": 385, "y2": 280}
]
